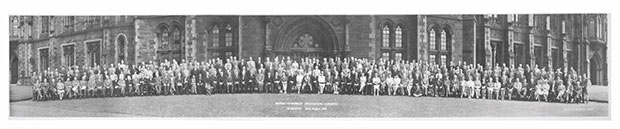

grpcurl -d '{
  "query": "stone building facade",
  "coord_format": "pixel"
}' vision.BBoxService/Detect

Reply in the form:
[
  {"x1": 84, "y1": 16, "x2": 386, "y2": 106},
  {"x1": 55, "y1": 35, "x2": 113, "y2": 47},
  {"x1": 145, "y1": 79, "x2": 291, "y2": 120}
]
[{"x1": 9, "y1": 14, "x2": 608, "y2": 85}]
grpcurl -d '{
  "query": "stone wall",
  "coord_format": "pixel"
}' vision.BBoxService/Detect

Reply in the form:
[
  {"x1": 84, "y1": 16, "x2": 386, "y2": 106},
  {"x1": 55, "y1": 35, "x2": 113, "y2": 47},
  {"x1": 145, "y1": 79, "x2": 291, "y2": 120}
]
[
  {"x1": 462, "y1": 15, "x2": 477, "y2": 64},
  {"x1": 13, "y1": 15, "x2": 607, "y2": 85},
  {"x1": 134, "y1": 16, "x2": 185, "y2": 63},
  {"x1": 347, "y1": 15, "x2": 373, "y2": 59},
  {"x1": 239, "y1": 16, "x2": 266, "y2": 58},
  {"x1": 193, "y1": 16, "x2": 238, "y2": 60}
]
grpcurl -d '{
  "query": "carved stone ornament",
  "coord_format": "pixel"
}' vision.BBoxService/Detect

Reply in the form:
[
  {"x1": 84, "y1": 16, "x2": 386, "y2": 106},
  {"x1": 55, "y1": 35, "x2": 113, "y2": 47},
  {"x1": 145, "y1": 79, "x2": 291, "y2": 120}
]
[
  {"x1": 272, "y1": 17, "x2": 283, "y2": 27},
  {"x1": 293, "y1": 33, "x2": 318, "y2": 48},
  {"x1": 331, "y1": 17, "x2": 342, "y2": 26}
]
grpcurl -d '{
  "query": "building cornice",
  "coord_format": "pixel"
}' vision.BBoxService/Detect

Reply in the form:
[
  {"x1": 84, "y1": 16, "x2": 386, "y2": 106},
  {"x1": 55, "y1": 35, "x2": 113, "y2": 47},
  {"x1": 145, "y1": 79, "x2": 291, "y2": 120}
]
[{"x1": 17, "y1": 24, "x2": 134, "y2": 45}]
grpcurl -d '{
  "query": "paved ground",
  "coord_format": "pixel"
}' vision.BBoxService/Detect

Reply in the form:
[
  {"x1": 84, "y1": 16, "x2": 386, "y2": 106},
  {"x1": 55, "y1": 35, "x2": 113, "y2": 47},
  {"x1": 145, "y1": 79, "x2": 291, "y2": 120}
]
[{"x1": 10, "y1": 93, "x2": 609, "y2": 118}]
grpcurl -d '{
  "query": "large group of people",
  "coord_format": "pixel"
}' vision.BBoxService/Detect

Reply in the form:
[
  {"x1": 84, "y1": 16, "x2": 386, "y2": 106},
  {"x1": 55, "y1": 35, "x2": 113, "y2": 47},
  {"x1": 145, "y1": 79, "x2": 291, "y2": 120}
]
[{"x1": 30, "y1": 56, "x2": 591, "y2": 104}]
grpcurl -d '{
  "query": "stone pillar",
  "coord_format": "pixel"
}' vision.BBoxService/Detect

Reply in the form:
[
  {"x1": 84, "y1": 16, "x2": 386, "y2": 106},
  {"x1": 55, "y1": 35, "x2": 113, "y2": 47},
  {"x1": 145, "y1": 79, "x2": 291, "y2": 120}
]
[
  {"x1": 546, "y1": 33, "x2": 553, "y2": 68},
  {"x1": 584, "y1": 42, "x2": 590, "y2": 76},
  {"x1": 184, "y1": 16, "x2": 197, "y2": 61},
  {"x1": 484, "y1": 24, "x2": 492, "y2": 67},
  {"x1": 528, "y1": 31, "x2": 535, "y2": 67},
  {"x1": 462, "y1": 15, "x2": 477, "y2": 65},
  {"x1": 48, "y1": 38, "x2": 57, "y2": 69},
  {"x1": 344, "y1": 16, "x2": 350, "y2": 56},
  {"x1": 369, "y1": 15, "x2": 376, "y2": 60},
  {"x1": 134, "y1": 19, "x2": 141, "y2": 65},
  {"x1": 102, "y1": 29, "x2": 110, "y2": 65},
  {"x1": 604, "y1": 47, "x2": 608, "y2": 85},
  {"x1": 417, "y1": 15, "x2": 428, "y2": 61},
  {"x1": 238, "y1": 16, "x2": 243, "y2": 58},
  {"x1": 562, "y1": 36, "x2": 568, "y2": 70},
  {"x1": 264, "y1": 17, "x2": 272, "y2": 56},
  {"x1": 191, "y1": 18, "x2": 197, "y2": 61},
  {"x1": 17, "y1": 43, "x2": 33, "y2": 80},
  {"x1": 575, "y1": 42, "x2": 581, "y2": 73},
  {"x1": 507, "y1": 26, "x2": 515, "y2": 67}
]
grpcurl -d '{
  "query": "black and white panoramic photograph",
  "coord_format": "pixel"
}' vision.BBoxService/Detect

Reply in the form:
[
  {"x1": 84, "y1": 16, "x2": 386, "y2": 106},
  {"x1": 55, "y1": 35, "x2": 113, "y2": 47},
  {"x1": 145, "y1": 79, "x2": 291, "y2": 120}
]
[
  {"x1": 8, "y1": 14, "x2": 609, "y2": 118},
  {"x1": 4, "y1": 1, "x2": 620, "y2": 129}
]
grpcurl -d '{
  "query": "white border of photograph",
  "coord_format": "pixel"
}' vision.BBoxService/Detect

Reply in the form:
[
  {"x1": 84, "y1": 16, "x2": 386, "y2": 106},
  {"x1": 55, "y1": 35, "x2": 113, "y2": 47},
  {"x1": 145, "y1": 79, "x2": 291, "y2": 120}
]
[{"x1": 1, "y1": 0, "x2": 618, "y2": 129}]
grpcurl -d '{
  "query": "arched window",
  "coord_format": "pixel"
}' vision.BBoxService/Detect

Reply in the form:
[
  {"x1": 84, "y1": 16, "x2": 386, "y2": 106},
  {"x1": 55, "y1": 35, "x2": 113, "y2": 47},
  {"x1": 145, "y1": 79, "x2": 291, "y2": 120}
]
[
  {"x1": 440, "y1": 55, "x2": 447, "y2": 65},
  {"x1": 66, "y1": 16, "x2": 75, "y2": 30},
  {"x1": 429, "y1": 26, "x2": 452, "y2": 66},
  {"x1": 117, "y1": 34, "x2": 126, "y2": 63},
  {"x1": 156, "y1": 23, "x2": 183, "y2": 64},
  {"x1": 62, "y1": 44, "x2": 75, "y2": 67},
  {"x1": 596, "y1": 17, "x2": 599, "y2": 38},
  {"x1": 395, "y1": 26, "x2": 402, "y2": 48},
  {"x1": 596, "y1": 17, "x2": 603, "y2": 38},
  {"x1": 208, "y1": 21, "x2": 238, "y2": 60},
  {"x1": 561, "y1": 20, "x2": 566, "y2": 34},
  {"x1": 429, "y1": 29, "x2": 436, "y2": 50},
  {"x1": 11, "y1": 16, "x2": 19, "y2": 36},
  {"x1": 382, "y1": 25, "x2": 390, "y2": 48},
  {"x1": 158, "y1": 26, "x2": 169, "y2": 49},
  {"x1": 120, "y1": 15, "x2": 126, "y2": 23},
  {"x1": 25, "y1": 24, "x2": 31, "y2": 38},
  {"x1": 212, "y1": 25, "x2": 219, "y2": 47},
  {"x1": 225, "y1": 24, "x2": 233, "y2": 47},
  {"x1": 395, "y1": 53, "x2": 402, "y2": 61},
  {"x1": 514, "y1": 14, "x2": 519, "y2": 23},
  {"x1": 545, "y1": 16, "x2": 550, "y2": 30},
  {"x1": 440, "y1": 30, "x2": 447, "y2": 50},
  {"x1": 380, "y1": 23, "x2": 406, "y2": 60},
  {"x1": 171, "y1": 26, "x2": 181, "y2": 50},
  {"x1": 382, "y1": 52, "x2": 390, "y2": 60},
  {"x1": 603, "y1": 18, "x2": 607, "y2": 40},
  {"x1": 441, "y1": 28, "x2": 452, "y2": 65},
  {"x1": 528, "y1": 14, "x2": 535, "y2": 26}
]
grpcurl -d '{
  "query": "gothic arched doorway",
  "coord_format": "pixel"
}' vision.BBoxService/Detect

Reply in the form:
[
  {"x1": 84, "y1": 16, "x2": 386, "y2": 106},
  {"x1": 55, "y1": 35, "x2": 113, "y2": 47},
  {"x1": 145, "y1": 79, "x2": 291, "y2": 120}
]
[
  {"x1": 10, "y1": 56, "x2": 18, "y2": 84},
  {"x1": 271, "y1": 16, "x2": 341, "y2": 59},
  {"x1": 590, "y1": 54, "x2": 601, "y2": 85}
]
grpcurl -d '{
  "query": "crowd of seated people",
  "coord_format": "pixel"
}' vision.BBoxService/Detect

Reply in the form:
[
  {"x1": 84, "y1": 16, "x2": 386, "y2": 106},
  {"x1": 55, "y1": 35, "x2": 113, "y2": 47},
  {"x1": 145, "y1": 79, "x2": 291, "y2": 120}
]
[{"x1": 30, "y1": 56, "x2": 591, "y2": 104}]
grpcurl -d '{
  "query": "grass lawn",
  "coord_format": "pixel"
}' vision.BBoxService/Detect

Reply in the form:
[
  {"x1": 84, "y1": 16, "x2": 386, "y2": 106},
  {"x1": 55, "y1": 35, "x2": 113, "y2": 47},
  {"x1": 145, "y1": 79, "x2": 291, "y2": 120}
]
[
  {"x1": 10, "y1": 85, "x2": 32, "y2": 102},
  {"x1": 9, "y1": 93, "x2": 609, "y2": 118}
]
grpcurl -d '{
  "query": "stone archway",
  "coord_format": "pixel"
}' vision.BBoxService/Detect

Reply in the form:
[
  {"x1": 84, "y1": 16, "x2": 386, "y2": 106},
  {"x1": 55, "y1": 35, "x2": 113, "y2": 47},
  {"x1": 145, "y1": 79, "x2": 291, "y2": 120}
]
[
  {"x1": 590, "y1": 54, "x2": 601, "y2": 85},
  {"x1": 271, "y1": 16, "x2": 340, "y2": 59},
  {"x1": 10, "y1": 55, "x2": 18, "y2": 84}
]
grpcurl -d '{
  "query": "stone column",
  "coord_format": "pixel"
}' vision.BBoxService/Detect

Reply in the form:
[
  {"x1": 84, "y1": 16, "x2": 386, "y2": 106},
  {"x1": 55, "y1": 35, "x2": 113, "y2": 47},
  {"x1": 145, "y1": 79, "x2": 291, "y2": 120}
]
[
  {"x1": 344, "y1": 16, "x2": 350, "y2": 57},
  {"x1": 417, "y1": 15, "x2": 428, "y2": 61},
  {"x1": 191, "y1": 18, "x2": 197, "y2": 61},
  {"x1": 528, "y1": 30, "x2": 535, "y2": 67},
  {"x1": 484, "y1": 24, "x2": 492, "y2": 67},
  {"x1": 462, "y1": 15, "x2": 477, "y2": 65},
  {"x1": 102, "y1": 29, "x2": 109, "y2": 65},
  {"x1": 575, "y1": 42, "x2": 581, "y2": 73},
  {"x1": 184, "y1": 16, "x2": 196, "y2": 61},
  {"x1": 264, "y1": 17, "x2": 272, "y2": 57},
  {"x1": 49, "y1": 38, "x2": 56, "y2": 69},
  {"x1": 369, "y1": 15, "x2": 377, "y2": 60},
  {"x1": 507, "y1": 26, "x2": 515, "y2": 67},
  {"x1": 546, "y1": 33, "x2": 553, "y2": 68},
  {"x1": 584, "y1": 41, "x2": 590, "y2": 76},
  {"x1": 238, "y1": 16, "x2": 243, "y2": 58},
  {"x1": 134, "y1": 19, "x2": 140, "y2": 65},
  {"x1": 562, "y1": 36, "x2": 568, "y2": 70}
]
